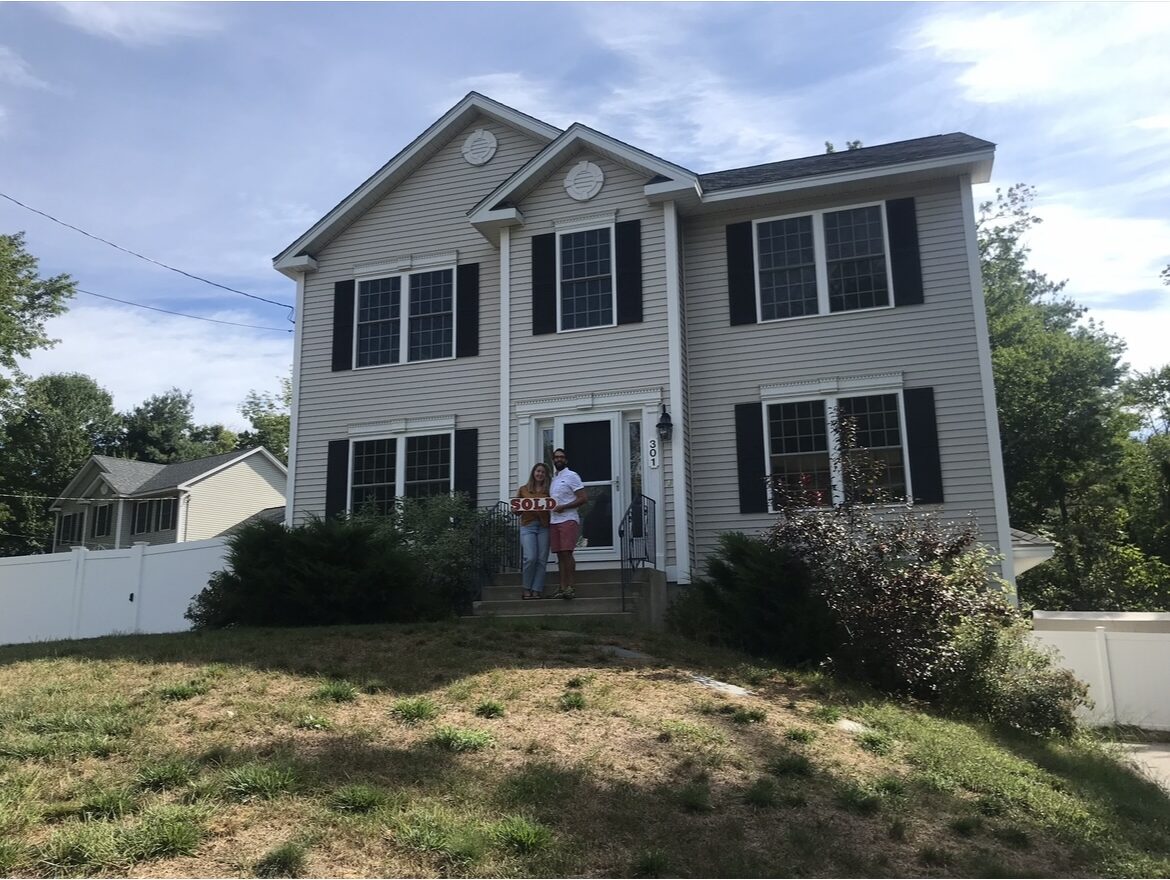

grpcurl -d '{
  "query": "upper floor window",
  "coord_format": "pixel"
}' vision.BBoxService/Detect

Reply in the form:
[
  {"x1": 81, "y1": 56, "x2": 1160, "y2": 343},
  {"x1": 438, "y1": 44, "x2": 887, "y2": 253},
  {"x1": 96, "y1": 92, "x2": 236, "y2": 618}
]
[
  {"x1": 350, "y1": 432, "x2": 452, "y2": 515},
  {"x1": 755, "y1": 203, "x2": 892, "y2": 323},
  {"x1": 92, "y1": 503, "x2": 112, "y2": 539},
  {"x1": 558, "y1": 227, "x2": 615, "y2": 331},
  {"x1": 132, "y1": 498, "x2": 176, "y2": 535},
  {"x1": 765, "y1": 391, "x2": 907, "y2": 510},
  {"x1": 356, "y1": 268, "x2": 454, "y2": 368}
]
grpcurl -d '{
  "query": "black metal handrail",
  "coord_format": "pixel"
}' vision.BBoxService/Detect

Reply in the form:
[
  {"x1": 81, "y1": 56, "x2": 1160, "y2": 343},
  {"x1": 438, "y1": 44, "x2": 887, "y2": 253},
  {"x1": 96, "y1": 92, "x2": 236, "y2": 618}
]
[
  {"x1": 617, "y1": 494, "x2": 656, "y2": 613},
  {"x1": 466, "y1": 501, "x2": 522, "y2": 612}
]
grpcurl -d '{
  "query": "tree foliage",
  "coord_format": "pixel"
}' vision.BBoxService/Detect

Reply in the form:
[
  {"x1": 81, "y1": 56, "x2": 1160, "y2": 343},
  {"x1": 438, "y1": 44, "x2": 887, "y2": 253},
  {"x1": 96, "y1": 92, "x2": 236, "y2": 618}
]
[
  {"x1": 0, "y1": 373, "x2": 121, "y2": 555},
  {"x1": 120, "y1": 388, "x2": 236, "y2": 464},
  {"x1": 236, "y1": 376, "x2": 290, "y2": 464},
  {"x1": 0, "y1": 232, "x2": 74, "y2": 398}
]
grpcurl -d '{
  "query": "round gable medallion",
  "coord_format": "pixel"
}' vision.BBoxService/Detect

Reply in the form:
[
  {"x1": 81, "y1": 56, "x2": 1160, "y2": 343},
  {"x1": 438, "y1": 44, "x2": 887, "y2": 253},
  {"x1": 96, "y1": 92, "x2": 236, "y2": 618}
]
[
  {"x1": 564, "y1": 160, "x2": 604, "y2": 201},
  {"x1": 461, "y1": 128, "x2": 498, "y2": 166}
]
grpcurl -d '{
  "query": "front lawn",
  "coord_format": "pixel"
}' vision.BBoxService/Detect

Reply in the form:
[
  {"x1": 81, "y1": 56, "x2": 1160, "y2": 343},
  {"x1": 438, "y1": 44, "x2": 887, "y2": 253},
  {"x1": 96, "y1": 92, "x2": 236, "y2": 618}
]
[{"x1": 0, "y1": 619, "x2": 1167, "y2": 877}]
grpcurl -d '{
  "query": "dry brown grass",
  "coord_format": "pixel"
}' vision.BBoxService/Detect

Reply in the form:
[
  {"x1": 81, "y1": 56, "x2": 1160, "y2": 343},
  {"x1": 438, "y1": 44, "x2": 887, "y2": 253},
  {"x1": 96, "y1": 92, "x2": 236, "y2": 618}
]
[{"x1": 0, "y1": 619, "x2": 1167, "y2": 877}]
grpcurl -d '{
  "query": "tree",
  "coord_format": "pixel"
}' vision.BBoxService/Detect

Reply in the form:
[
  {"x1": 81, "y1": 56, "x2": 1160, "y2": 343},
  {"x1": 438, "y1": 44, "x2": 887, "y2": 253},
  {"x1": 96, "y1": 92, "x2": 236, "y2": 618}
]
[
  {"x1": 0, "y1": 232, "x2": 75, "y2": 398},
  {"x1": 121, "y1": 388, "x2": 236, "y2": 463},
  {"x1": 824, "y1": 140, "x2": 863, "y2": 153},
  {"x1": 0, "y1": 373, "x2": 121, "y2": 555},
  {"x1": 236, "y1": 375, "x2": 291, "y2": 464}
]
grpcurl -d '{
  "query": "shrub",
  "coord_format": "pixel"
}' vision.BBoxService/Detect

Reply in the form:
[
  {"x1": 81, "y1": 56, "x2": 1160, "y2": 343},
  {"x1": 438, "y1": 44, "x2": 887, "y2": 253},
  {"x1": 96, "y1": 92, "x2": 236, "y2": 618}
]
[
  {"x1": 941, "y1": 617, "x2": 1088, "y2": 736},
  {"x1": 667, "y1": 532, "x2": 834, "y2": 665},
  {"x1": 186, "y1": 494, "x2": 487, "y2": 629}
]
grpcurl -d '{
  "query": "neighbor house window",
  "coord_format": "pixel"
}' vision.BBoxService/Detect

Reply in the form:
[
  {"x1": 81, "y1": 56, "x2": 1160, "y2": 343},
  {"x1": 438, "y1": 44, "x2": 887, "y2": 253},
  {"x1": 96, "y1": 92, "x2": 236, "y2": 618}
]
[
  {"x1": 92, "y1": 504, "x2": 112, "y2": 539},
  {"x1": 355, "y1": 268, "x2": 454, "y2": 367},
  {"x1": 756, "y1": 203, "x2": 891, "y2": 321},
  {"x1": 765, "y1": 391, "x2": 907, "y2": 509},
  {"x1": 350, "y1": 432, "x2": 452, "y2": 513},
  {"x1": 132, "y1": 498, "x2": 176, "y2": 535},
  {"x1": 558, "y1": 227, "x2": 614, "y2": 331},
  {"x1": 58, "y1": 512, "x2": 83, "y2": 545}
]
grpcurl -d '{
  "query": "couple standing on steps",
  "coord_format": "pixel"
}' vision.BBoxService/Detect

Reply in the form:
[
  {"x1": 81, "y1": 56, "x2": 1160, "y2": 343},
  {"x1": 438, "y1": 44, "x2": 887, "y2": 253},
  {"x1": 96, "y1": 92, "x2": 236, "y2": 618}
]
[{"x1": 516, "y1": 448, "x2": 587, "y2": 601}]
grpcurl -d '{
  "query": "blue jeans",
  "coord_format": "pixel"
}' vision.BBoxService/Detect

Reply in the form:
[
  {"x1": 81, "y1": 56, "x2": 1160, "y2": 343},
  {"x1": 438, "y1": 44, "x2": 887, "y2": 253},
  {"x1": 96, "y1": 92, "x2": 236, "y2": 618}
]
[{"x1": 520, "y1": 522, "x2": 550, "y2": 592}]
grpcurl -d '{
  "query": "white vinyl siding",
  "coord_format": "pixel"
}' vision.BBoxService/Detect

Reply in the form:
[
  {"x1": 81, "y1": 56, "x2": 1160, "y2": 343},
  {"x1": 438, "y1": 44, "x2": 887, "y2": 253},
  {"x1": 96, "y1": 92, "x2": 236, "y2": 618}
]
[
  {"x1": 184, "y1": 454, "x2": 287, "y2": 541},
  {"x1": 683, "y1": 178, "x2": 1003, "y2": 565},
  {"x1": 290, "y1": 119, "x2": 548, "y2": 524}
]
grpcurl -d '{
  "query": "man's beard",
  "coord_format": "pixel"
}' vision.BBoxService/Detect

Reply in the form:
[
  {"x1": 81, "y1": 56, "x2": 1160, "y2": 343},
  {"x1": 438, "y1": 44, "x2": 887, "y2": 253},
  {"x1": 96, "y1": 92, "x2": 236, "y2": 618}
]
[{"x1": 554, "y1": 462, "x2": 566, "y2": 471}]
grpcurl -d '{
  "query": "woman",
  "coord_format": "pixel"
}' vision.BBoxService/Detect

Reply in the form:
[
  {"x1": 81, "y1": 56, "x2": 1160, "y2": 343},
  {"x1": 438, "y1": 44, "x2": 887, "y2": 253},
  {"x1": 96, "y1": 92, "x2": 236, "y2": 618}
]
[{"x1": 517, "y1": 462, "x2": 552, "y2": 599}]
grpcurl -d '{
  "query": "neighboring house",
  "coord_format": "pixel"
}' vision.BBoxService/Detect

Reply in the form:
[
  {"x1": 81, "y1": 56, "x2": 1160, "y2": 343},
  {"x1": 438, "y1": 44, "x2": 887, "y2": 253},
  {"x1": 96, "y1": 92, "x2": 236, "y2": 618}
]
[
  {"x1": 273, "y1": 92, "x2": 1018, "y2": 585},
  {"x1": 49, "y1": 448, "x2": 287, "y2": 552}
]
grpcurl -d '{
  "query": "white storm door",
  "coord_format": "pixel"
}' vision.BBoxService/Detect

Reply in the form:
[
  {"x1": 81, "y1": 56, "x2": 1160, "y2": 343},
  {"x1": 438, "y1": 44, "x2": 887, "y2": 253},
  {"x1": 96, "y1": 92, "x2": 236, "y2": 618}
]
[{"x1": 554, "y1": 413, "x2": 621, "y2": 554}]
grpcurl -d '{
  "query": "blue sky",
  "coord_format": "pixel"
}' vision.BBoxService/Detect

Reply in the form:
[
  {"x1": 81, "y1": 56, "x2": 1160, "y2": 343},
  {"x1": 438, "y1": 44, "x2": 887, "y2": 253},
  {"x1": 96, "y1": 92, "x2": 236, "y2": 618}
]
[{"x1": 2, "y1": 1, "x2": 1167, "y2": 428}]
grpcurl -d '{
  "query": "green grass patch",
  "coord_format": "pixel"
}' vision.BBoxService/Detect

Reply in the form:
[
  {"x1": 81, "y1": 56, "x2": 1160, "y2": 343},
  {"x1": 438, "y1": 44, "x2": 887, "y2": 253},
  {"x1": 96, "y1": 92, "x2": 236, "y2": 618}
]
[
  {"x1": 390, "y1": 803, "x2": 488, "y2": 866},
  {"x1": 676, "y1": 778, "x2": 714, "y2": 813},
  {"x1": 78, "y1": 786, "x2": 137, "y2": 820},
  {"x1": 327, "y1": 784, "x2": 391, "y2": 814},
  {"x1": 474, "y1": 700, "x2": 505, "y2": 718},
  {"x1": 254, "y1": 841, "x2": 307, "y2": 878},
  {"x1": 808, "y1": 705, "x2": 842, "y2": 723},
  {"x1": 744, "y1": 777, "x2": 778, "y2": 807},
  {"x1": 558, "y1": 691, "x2": 586, "y2": 711},
  {"x1": 313, "y1": 680, "x2": 359, "y2": 702},
  {"x1": 122, "y1": 804, "x2": 207, "y2": 860},
  {"x1": 428, "y1": 725, "x2": 494, "y2": 753},
  {"x1": 222, "y1": 763, "x2": 298, "y2": 801},
  {"x1": 658, "y1": 720, "x2": 725, "y2": 745},
  {"x1": 159, "y1": 681, "x2": 210, "y2": 701},
  {"x1": 136, "y1": 759, "x2": 196, "y2": 791},
  {"x1": 859, "y1": 731, "x2": 894, "y2": 755},
  {"x1": 390, "y1": 696, "x2": 439, "y2": 724},
  {"x1": 631, "y1": 848, "x2": 671, "y2": 877},
  {"x1": 491, "y1": 815, "x2": 553, "y2": 853},
  {"x1": 731, "y1": 707, "x2": 766, "y2": 724},
  {"x1": 784, "y1": 727, "x2": 816, "y2": 744},
  {"x1": 294, "y1": 713, "x2": 334, "y2": 731},
  {"x1": 38, "y1": 820, "x2": 126, "y2": 875},
  {"x1": 767, "y1": 752, "x2": 813, "y2": 777},
  {"x1": 0, "y1": 837, "x2": 26, "y2": 875}
]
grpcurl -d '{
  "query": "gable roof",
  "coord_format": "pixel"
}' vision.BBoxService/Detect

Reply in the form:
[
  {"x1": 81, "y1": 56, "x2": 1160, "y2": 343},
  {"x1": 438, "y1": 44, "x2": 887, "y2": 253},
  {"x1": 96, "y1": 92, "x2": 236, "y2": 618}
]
[
  {"x1": 67, "y1": 448, "x2": 283, "y2": 501},
  {"x1": 698, "y1": 133, "x2": 995, "y2": 198},
  {"x1": 272, "y1": 92, "x2": 561, "y2": 277},
  {"x1": 92, "y1": 456, "x2": 166, "y2": 494}
]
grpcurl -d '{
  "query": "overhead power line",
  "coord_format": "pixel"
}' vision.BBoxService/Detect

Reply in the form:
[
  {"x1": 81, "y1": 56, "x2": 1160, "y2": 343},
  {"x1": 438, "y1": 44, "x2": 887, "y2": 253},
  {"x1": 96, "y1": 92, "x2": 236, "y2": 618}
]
[
  {"x1": 1, "y1": 191, "x2": 293, "y2": 314},
  {"x1": 78, "y1": 288, "x2": 293, "y2": 333}
]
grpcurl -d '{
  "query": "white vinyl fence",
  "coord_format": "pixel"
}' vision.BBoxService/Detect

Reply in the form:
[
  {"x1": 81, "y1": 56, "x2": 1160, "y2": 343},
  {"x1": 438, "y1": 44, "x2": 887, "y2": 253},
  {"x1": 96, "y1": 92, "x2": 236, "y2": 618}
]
[
  {"x1": 0, "y1": 539, "x2": 227, "y2": 646},
  {"x1": 1032, "y1": 611, "x2": 1170, "y2": 731}
]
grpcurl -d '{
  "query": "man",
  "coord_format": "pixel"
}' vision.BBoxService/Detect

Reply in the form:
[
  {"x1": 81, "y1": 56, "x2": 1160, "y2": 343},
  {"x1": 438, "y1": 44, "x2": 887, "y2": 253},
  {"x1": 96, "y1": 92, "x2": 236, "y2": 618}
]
[{"x1": 549, "y1": 447, "x2": 588, "y2": 600}]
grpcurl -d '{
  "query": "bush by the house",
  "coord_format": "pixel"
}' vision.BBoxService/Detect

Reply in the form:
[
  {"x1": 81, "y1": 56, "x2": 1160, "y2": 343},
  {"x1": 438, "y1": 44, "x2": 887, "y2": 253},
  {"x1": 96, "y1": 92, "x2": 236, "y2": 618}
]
[
  {"x1": 667, "y1": 532, "x2": 834, "y2": 666},
  {"x1": 186, "y1": 495, "x2": 483, "y2": 629}
]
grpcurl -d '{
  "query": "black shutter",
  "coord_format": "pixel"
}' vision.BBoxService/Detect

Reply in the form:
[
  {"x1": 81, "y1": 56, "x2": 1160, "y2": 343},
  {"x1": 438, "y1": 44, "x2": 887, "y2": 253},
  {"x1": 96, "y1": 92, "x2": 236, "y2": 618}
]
[
  {"x1": 456, "y1": 263, "x2": 480, "y2": 357},
  {"x1": 903, "y1": 387, "x2": 944, "y2": 503},
  {"x1": 887, "y1": 198, "x2": 924, "y2": 306},
  {"x1": 734, "y1": 402, "x2": 768, "y2": 514},
  {"x1": 726, "y1": 221, "x2": 757, "y2": 326},
  {"x1": 332, "y1": 280, "x2": 356, "y2": 371},
  {"x1": 325, "y1": 439, "x2": 350, "y2": 518},
  {"x1": 454, "y1": 429, "x2": 478, "y2": 504},
  {"x1": 615, "y1": 219, "x2": 643, "y2": 325},
  {"x1": 532, "y1": 233, "x2": 557, "y2": 335}
]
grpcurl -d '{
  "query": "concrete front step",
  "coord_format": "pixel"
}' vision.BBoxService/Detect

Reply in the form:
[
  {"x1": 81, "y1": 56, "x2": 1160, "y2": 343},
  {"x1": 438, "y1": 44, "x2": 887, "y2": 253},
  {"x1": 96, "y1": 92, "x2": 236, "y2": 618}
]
[
  {"x1": 491, "y1": 568, "x2": 647, "y2": 588},
  {"x1": 480, "y1": 582, "x2": 638, "y2": 601},
  {"x1": 473, "y1": 595, "x2": 635, "y2": 616}
]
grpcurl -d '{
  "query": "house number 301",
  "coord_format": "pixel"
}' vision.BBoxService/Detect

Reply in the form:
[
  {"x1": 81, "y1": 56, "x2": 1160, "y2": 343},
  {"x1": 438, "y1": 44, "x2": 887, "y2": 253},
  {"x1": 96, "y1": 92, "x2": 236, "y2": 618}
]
[{"x1": 647, "y1": 437, "x2": 660, "y2": 469}]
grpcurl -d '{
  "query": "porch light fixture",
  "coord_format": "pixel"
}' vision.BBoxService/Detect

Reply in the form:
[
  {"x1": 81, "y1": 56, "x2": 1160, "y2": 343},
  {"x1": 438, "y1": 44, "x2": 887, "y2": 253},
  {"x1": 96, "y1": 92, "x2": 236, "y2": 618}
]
[{"x1": 656, "y1": 406, "x2": 673, "y2": 442}]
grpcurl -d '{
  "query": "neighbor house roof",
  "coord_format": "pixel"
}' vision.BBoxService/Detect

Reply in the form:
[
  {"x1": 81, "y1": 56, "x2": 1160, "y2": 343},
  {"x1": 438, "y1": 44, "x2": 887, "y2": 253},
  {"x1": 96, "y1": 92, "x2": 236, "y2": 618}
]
[
  {"x1": 91, "y1": 456, "x2": 166, "y2": 494},
  {"x1": 134, "y1": 448, "x2": 264, "y2": 494},
  {"x1": 82, "y1": 448, "x2": 277, "y2": 498}
]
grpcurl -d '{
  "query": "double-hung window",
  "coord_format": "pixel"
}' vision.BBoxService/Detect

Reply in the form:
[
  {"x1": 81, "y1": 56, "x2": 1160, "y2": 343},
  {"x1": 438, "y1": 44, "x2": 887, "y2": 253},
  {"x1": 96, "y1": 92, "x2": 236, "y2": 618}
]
[
  {"x1": 765, "y1": 391, "x2": 908, "y2": 509},
  {"x1": 350, "y1": 432, "x2": 453, "y2": 514},
  {"x1": 58, "y1": 512, "x2": 83, "y2": 545},
  {"x1": 558, "y1": 226, "x2": 615, "y2": 331},
  {"x1": 356, "y1": 268, "x2": 454, "y2": 367},
  {"x1": 132, "y1": 498, "x2": 176, "y2": 535},
  {"x1": 756, "y1": 203, "x2": 892, "y2": 322}
]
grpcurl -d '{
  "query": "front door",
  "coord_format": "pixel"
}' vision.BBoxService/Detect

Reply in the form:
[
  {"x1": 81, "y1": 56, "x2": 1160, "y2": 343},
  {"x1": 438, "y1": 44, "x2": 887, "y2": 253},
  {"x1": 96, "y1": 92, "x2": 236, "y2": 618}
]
[{"x1": 554, "y1": 414, "x2": 621, "y2": 555}]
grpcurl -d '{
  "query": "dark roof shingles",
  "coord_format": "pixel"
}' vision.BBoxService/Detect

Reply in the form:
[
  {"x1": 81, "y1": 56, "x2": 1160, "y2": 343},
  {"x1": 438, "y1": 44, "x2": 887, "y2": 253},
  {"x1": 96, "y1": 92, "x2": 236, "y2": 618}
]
[
  {"x1": 135, "y1": 448, "x2": 257, "y2": 494},
  {"x1": 699, "y1": 133, "x2": 995, "y2": 193}
]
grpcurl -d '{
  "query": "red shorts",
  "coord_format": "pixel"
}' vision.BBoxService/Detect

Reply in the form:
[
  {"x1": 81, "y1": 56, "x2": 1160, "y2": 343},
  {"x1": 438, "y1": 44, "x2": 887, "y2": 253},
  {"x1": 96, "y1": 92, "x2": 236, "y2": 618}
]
[{"x1": 550, "y1": 521, "x2": 580, "y2": 553}]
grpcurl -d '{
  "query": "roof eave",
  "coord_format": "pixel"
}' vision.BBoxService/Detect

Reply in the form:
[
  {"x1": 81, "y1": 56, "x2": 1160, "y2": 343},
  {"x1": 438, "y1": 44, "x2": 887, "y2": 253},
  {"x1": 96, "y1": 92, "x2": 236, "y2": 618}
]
[
  {"x1": 272, "y1": 93, "x2": 560, "y2": 271},
  {"x1": 699, "y1": 149, "x2": 996, "y2": 205},
  {"x1": 469, "y1": 207, "x2": 525, "y2": 248}
]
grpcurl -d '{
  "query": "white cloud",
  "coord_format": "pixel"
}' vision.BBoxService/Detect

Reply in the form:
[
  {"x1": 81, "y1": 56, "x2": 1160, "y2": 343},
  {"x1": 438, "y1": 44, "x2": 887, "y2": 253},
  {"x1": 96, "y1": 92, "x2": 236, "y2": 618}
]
[
  {"x1": 18, "y1": 303, "x2": 292, "y2": 429},
  {"x1": 46, "y1": 2, "x2": 222, "y2": 46},
  {"x1": 0, "y1": 46, "x2": 50, "y2": 90}
]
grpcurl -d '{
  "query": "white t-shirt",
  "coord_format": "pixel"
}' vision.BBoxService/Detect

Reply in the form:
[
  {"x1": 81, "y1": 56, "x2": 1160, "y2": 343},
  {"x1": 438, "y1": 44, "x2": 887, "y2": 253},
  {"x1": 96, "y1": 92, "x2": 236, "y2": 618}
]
[{"x1": 549, "y1": 467, "x2": 585, "y2": 524}]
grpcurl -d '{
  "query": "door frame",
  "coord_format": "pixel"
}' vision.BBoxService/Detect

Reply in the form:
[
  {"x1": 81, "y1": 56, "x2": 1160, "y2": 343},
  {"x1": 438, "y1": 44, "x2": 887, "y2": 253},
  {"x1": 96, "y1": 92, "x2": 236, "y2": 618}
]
[{"x1": 514, "y1": 388, "x2": 668, "y2": 572}]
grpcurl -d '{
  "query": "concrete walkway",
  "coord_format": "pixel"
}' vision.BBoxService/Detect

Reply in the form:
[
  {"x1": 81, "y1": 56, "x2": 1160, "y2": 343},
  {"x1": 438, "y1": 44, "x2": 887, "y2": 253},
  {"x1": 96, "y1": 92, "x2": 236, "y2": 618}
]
[{"x1": 1117, "y1": 743, "x2": 1170, "y2": 794}]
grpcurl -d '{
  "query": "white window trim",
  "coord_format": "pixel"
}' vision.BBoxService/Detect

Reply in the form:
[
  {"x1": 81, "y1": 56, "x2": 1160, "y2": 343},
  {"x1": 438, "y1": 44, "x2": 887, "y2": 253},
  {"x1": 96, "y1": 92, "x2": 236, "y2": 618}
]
[
  {"x1": 752, "y1": 199, "x2": 896, "y2": 324},
  {"x1": 346, "y1": 429, "x2": 456, "y2": 514},
  {"x1": 555, "y1": 222, "x2": 618, "y2": 334},
  {"x1": 131, "y1": 498, "x2": 177, "y2": 535},
  {"x1": 761, "y1": 384, "x2": 913, "y2": 510},
  {"x1": 352, "y1": 265, "x2": 458, "y2": 370}
]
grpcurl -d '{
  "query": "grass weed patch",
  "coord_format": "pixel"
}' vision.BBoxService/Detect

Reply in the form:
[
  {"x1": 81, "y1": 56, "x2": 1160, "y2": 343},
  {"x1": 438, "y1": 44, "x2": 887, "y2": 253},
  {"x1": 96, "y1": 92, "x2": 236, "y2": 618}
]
[
  {"x1": 474, "y1": 700, "x2": 505, "y2": 718},
  {"x1": 391, "y1": 696, "x2": 439, "y2": 724},
  {"x1": 327, "y1": 784, "x2": 391, "y2": 814},
  {"x1": 159, "y1": 681, "x2": 210, "y2": 701},
  {"x1": 313, "y1": 680, "x2": 359, "y2": 702},
  {"x1": 223, "y1": 763, "x2": 298, "y2": 801},
  {"x1": 491, "y1": 815, "x2": 553, "y2": 853},
  {"x1": 136, "y1": 758, "x2": 197, "y2": 791},
  {"x1": 785, "y1": 727, "x2": 817, "y2": 744},
  {"x1": 123, "y1": 804, "x2": 207, "y2": 860},
  {"x1": 254, "y1": 841, "x2": 307, "y2": 878},
  {"x1": 428, "y1": 725, "x2": 494, "y2": 753},
  {"x1": 558, "y1": 691, "x2": 586, "y2": 711}
]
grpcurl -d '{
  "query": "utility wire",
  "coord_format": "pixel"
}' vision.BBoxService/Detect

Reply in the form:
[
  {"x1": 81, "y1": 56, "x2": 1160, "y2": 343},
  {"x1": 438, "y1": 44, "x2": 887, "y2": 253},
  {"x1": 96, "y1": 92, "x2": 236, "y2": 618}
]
[
  {"x1": 1, "y1": 191, "x2": 293, "y2": 314},
  {"x1": 78, "y1": 288, "x2": 292, "y2": 333}
]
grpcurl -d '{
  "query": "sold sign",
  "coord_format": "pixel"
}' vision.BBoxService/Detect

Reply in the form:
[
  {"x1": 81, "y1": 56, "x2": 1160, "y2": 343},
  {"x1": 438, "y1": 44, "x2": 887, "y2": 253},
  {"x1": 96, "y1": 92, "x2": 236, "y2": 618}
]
[{"x1": 510, "y1": 497, "x2": 557, "y2": 512}]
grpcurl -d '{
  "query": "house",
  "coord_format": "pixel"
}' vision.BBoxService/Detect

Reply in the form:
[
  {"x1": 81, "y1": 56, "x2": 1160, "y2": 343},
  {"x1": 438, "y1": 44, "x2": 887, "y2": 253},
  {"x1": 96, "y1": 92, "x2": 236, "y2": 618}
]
[
  {"x1": 49, "y1": 448, "x2": 287, "y2": 552},
  {"x1": 273, "y1": 93, "x2": 1017, "y2": 586}
]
